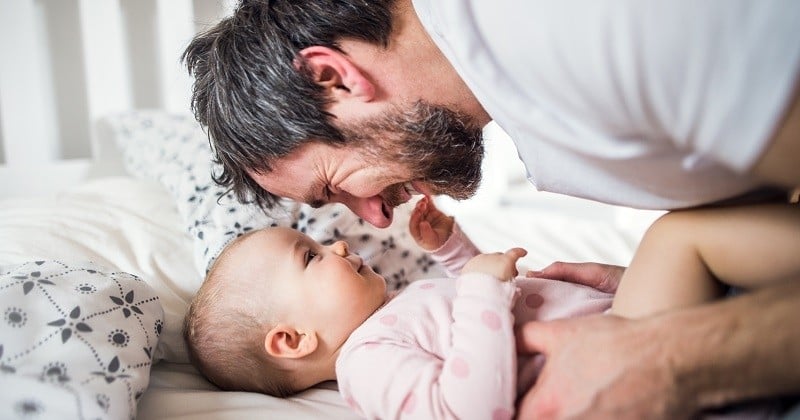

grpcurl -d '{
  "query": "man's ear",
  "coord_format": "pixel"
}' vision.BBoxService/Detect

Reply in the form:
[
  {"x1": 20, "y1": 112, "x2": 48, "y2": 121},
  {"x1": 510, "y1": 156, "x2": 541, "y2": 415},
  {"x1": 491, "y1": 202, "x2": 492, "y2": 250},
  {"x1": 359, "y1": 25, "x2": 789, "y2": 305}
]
[
  {"x1": 297, "y1": 46, "x2": 375, "y2": 102},
  {"x1": 264, "y1": 324, "x2": 319, "y2": 359}
]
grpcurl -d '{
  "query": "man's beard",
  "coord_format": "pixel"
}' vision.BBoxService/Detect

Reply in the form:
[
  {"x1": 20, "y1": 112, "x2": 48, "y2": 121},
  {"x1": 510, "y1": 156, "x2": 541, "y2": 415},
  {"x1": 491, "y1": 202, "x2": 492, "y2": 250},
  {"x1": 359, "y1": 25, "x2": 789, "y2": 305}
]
[{"x1": 339, "y1": 101, "x2": 485, "y2": 207}]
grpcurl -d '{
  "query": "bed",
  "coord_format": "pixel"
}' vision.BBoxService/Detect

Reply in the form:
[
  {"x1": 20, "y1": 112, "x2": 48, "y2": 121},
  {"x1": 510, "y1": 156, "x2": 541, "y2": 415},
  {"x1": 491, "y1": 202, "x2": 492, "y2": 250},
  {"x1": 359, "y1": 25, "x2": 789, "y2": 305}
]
[
  {"x1": 0, "y1": 110, "x2": 660, "y2": 419},
  {"x1": 0, "y1": 2, "x2": 662, "y2": 419}
]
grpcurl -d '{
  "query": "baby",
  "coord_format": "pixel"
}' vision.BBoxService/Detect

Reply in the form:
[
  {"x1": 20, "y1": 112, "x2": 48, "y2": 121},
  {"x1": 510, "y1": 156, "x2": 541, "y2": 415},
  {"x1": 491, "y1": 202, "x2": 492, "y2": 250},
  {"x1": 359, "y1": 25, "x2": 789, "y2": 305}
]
[{"x1": 184, "y1": 197, "x2": 800, "y2": 419}]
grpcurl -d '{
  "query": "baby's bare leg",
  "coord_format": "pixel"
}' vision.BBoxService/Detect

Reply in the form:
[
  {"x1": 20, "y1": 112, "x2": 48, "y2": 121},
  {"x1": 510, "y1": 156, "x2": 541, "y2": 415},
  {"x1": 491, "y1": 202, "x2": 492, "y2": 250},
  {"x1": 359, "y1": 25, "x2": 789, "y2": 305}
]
[{"x1": 612, "y1": 203, "x2": 800, "y2": 318}]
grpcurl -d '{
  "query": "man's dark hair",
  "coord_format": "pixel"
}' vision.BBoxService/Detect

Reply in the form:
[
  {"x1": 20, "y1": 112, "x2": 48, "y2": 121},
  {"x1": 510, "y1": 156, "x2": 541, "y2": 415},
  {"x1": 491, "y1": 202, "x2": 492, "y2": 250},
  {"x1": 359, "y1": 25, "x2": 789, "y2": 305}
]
[{"x1": 182, "y1": 0, "x2": 396, "y2": 208}]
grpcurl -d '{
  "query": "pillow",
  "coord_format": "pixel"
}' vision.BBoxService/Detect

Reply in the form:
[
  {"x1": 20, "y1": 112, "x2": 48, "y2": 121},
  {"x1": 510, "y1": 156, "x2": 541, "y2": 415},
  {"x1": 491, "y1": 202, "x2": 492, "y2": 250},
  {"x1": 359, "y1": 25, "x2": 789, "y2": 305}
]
[
  {"x1": 0, "y1": 178, "x2": 196, "y2": 364},
  {"x1": 0, "y1": 260, "x2": 163, "y2": 420},
  {"x1": 101, "y1": 110, "x2": 446, "y2": 290}
]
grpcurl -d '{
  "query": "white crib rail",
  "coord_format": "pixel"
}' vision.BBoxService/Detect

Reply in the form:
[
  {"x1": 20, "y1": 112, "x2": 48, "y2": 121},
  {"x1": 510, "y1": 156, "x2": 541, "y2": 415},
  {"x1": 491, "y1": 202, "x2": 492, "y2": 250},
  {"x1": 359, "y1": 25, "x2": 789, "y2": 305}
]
[{"x1": 0, "y1": 0, "x2": 234, "y2": 197}]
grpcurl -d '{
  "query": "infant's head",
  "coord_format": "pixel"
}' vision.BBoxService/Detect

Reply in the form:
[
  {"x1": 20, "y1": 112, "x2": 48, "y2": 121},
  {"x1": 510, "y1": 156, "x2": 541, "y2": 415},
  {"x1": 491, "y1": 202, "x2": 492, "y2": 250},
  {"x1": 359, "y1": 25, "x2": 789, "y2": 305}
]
[{"x1": 184, "y1": 227, "x2": 387, "y2": 396}]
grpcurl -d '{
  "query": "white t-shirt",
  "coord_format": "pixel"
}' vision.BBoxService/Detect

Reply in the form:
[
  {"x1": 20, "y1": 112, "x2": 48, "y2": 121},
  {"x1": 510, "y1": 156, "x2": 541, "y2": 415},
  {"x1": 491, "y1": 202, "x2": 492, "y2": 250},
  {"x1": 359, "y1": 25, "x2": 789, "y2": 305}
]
[{"x1": 413, "y1": 0, "x2": 800, "y2": 209}]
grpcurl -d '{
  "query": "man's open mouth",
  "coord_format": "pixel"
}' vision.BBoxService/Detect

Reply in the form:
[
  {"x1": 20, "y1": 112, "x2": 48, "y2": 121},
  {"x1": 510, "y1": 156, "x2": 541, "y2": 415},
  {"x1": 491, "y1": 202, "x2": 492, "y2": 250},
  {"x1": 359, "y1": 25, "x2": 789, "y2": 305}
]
[
  {"x1": 381, "y1": 201, "x2": 392, "y2": 219},
  {"x1": 378, "y1": 181, "x2": 424, "y2": 220}
]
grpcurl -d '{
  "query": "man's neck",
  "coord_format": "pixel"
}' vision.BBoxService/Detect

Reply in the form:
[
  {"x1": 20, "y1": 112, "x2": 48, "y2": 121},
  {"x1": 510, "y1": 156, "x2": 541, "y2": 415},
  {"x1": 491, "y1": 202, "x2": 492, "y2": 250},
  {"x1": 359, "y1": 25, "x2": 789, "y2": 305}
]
[{"x1": 350, "y1": 0, "x2": 491, "y2": 126}]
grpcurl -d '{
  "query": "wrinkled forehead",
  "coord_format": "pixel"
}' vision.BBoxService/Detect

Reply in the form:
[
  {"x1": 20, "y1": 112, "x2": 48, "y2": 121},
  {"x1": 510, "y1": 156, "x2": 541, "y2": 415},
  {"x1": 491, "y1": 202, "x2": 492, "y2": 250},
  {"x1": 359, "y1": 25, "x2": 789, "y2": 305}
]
[{"x1": 247, "y1": 141, "x2": 362, "y2": 203}]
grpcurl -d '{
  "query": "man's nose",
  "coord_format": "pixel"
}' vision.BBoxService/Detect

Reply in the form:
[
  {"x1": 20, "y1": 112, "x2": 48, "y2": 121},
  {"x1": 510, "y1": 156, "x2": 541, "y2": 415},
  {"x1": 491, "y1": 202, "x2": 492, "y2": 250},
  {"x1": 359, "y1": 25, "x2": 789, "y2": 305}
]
[{"x1": 335, "y1": 194, "x2": 393, "y2": 228}]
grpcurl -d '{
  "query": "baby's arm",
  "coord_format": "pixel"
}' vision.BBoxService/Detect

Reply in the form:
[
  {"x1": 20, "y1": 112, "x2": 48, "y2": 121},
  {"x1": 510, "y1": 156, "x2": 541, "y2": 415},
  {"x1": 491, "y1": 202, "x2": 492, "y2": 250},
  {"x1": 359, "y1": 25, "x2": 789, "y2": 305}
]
[
  {"x1": 409, "y1": 196, "x2": 482, "y2": 276},
  {"x1": 337, "y1": 250, "x2": 525, "y2": 419},
  {"x1": 612, "y1": 203, "x2": 800, "y2": 318}
]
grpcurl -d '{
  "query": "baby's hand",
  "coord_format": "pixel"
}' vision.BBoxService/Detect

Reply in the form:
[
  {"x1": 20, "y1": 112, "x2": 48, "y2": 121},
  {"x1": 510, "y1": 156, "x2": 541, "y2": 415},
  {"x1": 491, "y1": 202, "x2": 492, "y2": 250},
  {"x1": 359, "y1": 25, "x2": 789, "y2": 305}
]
[
  {"x1": 462, "y1": 248, "x2": 527, "y2": 281},
  {"x1": 409, "y1": 196, "x2": 454, "y2": 251}
]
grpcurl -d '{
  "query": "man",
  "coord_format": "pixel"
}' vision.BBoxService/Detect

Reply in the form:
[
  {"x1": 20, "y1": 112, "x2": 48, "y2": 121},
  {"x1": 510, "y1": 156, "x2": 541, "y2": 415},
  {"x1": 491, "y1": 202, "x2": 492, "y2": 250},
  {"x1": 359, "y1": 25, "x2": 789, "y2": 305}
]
[{"x1": 183, "y1": 0, "x2": 800, "y2": 417}]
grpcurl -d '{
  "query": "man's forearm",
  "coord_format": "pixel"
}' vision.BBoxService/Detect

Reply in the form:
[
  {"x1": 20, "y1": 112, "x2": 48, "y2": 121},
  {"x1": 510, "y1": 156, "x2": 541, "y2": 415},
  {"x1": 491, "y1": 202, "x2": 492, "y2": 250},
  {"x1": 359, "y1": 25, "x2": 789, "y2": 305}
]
[{"x1": 655, "y1": 279, "x2": 800, "y2": 409}]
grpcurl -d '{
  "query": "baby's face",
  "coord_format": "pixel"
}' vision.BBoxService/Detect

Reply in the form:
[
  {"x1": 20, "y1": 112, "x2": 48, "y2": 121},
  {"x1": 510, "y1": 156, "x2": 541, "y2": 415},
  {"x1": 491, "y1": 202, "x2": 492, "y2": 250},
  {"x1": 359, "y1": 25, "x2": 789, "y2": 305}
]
[{"x1": 236, "y1": 227, "x2": 388, "y2": 345}]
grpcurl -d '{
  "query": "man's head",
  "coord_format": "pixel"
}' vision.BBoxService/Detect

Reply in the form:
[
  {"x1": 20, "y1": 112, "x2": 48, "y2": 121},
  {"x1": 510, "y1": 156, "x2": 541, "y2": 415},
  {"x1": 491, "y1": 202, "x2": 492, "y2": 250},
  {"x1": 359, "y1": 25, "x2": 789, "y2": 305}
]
[
  {"x1": 250, "y1": 101, "x2": 484, "y2": 227},
  {"x1": 183, "y1": 0, "x2": 396, "y2": 208},
  {"x1": 184, "y1": 227, "x2": 387, "y2": 396},
  {"x1": 184, "y1": 0, "x2": 486, "y2": 227}
]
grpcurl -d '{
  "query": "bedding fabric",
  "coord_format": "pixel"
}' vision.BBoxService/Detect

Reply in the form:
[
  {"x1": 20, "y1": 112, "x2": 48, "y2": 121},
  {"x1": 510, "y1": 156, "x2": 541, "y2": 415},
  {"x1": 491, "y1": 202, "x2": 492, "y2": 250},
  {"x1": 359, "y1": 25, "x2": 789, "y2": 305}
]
[
  {"x1": 0, "y1": 178, "x2": 195, "y2": 364},
  {"x1": 0, "y1": 260, "x2": 163, "y2": 420}
]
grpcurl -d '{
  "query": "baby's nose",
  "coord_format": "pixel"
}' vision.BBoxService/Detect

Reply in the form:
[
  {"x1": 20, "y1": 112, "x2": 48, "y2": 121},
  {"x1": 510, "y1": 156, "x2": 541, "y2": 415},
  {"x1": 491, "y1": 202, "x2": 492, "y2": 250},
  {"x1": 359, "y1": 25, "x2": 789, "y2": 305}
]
[{"x1": 331, "y1": 240, "x2": 349, "y2": 257}]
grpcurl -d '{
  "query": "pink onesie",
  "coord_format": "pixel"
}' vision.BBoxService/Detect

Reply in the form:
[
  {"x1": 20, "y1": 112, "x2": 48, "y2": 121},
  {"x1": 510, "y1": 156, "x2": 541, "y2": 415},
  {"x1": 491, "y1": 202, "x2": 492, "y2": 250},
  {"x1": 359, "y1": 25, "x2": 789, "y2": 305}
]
[{"x1": 335, "y1": 224, "x2": 614, "y2": 419}]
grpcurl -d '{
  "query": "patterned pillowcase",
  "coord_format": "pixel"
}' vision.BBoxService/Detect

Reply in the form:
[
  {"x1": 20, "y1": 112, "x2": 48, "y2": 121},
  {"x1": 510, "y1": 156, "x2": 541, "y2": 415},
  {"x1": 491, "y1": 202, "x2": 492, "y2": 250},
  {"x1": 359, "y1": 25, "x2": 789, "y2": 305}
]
[
  {"x1": 103, "y1": 110, "x2": 445, "y2": 290},
  {"x1": 0, "y1": 260, "x2": 163, "y2": 419}
]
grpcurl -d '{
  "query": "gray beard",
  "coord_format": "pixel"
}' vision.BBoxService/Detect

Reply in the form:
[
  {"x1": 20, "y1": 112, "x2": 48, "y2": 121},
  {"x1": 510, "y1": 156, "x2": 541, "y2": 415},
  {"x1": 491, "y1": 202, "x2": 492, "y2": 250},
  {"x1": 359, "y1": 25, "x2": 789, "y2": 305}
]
[{"x1": 340, "y1": 100, "x2": 485, "y2": 201}]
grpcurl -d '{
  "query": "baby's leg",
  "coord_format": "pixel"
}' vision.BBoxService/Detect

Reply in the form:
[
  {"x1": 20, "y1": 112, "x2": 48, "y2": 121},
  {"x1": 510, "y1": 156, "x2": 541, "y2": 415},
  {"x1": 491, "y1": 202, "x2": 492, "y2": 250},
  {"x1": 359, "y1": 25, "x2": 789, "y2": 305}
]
[{"x1": 611, "y1": 203, "x2": 800, "y2": 318}]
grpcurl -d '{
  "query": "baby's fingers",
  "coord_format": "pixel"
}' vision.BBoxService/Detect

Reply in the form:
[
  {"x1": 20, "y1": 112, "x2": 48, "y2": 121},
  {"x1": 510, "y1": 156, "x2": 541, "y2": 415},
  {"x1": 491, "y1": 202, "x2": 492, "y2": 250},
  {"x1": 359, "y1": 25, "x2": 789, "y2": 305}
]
[
  {"x1": 418, "y1": 220, "x2": 439, "y2": 250},
  {"x1": 408, "y1": 199, "x2": 427, "y2": 239},
  {"x1": 505, "y1": 248, "x2": 527, "y2": 278},
  {"x1": 505, "y1": 247, "x2": 528, "y2": 261},
  {"x1": 409, "y1": 204, "x2": 423, "y2": 240}
]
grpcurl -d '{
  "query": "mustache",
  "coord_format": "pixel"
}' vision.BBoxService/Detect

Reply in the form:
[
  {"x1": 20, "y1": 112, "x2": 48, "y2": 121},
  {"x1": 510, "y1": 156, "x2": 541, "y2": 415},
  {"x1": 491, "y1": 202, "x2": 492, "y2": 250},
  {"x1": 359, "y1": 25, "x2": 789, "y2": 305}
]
[
  {"x1": 381, "y1": 183, "x2": 407, "y2": 208},
  {"x1": 396, "y1": 103, "x2": 484, "y2": 200},
  {"x1": 341, "y1": 100, "x2": 485, "y2": 203}
]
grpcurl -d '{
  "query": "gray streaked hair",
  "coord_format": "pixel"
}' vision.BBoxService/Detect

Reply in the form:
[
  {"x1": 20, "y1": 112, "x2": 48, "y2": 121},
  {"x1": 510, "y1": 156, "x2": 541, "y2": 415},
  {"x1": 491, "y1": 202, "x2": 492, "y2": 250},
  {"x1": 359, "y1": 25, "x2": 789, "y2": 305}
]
[{"x1": 182, "y1": 0, "x2": 397, "y2": 209}]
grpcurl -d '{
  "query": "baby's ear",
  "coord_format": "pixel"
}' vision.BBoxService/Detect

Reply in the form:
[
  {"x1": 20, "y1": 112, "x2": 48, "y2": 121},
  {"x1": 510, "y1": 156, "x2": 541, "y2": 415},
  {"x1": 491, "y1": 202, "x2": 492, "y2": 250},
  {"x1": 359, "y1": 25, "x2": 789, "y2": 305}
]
[{"x1": 264, "y1": 324, "x2": 319, "y2": 359}]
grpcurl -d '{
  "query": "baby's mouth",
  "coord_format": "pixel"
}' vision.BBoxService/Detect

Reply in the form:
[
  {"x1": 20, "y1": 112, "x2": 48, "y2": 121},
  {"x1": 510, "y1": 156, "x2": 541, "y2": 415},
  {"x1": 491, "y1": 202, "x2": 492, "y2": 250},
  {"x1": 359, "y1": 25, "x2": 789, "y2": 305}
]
[{"x1": 353, "y1": 255, "x2": 365, "y2": 273}]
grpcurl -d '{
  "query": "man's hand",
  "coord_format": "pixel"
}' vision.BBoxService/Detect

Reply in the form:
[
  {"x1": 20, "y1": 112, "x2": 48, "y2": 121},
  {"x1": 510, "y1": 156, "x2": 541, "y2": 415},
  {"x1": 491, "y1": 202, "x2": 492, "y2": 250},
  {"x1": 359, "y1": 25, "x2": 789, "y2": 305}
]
[
  {"x1": 517, "y1": 261, "x2": 691, "y2": 419},
  {"x1": 409, "y1": 196, "x2": 455, "y2": 251},
  {"x1": 515, "y1": 314, "x2": 693, "y2": 419},
  {"x1": 527, "y1": 261, "x2": 625, "y2": 293}
]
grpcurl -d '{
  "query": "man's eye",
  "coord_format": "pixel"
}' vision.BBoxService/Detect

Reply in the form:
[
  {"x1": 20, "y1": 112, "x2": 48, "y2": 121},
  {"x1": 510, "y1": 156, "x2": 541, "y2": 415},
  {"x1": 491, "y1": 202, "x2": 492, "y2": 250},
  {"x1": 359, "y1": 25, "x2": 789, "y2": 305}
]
[{"x1": 304, "y1": 250, "x2": 317, "y2": 266}]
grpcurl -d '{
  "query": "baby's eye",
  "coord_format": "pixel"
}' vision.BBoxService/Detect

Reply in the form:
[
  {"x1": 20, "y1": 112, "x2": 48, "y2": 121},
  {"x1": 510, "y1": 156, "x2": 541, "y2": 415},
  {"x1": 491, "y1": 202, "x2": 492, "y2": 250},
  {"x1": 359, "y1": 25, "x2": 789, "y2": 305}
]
[{"x1": 304, "y1": 250, "x2": 317, "y2": 266}]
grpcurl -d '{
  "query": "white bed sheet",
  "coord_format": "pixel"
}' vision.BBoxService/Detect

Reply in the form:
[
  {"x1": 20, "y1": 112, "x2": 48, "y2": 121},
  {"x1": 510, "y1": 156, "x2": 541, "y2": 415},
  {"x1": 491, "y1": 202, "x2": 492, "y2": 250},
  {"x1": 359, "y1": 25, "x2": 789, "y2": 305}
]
[{"x1": 139, "y1": 363, "x2": 357, "y2": 420}]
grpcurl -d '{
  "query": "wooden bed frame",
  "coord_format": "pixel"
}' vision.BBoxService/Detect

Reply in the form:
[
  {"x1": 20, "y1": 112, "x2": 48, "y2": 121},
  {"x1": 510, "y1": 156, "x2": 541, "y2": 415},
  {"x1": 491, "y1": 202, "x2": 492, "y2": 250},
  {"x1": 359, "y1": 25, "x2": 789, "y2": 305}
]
[{"x1": 0, "y1": 0, "x2": 234, "y2": 198}]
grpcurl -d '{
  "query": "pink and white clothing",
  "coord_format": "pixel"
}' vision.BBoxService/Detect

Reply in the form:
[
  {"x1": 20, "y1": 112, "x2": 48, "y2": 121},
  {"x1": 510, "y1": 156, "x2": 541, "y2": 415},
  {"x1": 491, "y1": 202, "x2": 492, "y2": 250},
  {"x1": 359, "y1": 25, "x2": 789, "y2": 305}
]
[{"x1": 335, "y1": 224, "x2": 613, "y2": 419}]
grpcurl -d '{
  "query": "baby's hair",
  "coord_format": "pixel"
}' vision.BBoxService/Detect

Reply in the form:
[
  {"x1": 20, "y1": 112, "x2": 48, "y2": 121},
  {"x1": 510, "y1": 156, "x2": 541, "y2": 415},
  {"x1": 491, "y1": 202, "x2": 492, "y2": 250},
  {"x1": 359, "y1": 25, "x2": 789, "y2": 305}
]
[{"x1": 183, "y1": 230, "x2": 298, "y2": 397}]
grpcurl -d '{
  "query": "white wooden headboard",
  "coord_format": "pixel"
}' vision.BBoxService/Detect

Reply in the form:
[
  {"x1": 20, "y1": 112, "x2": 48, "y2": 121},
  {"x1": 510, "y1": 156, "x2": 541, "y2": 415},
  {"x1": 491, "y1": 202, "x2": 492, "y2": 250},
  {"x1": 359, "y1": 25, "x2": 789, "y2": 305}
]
[{"x1": 0, "y1": 0, "x2": 235, "y2": 197}]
